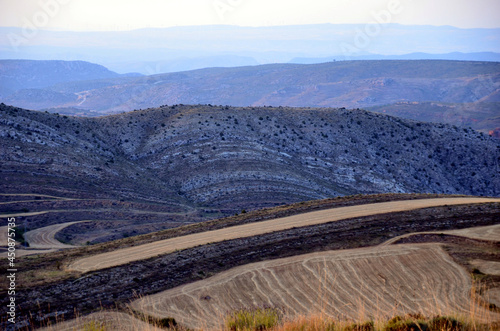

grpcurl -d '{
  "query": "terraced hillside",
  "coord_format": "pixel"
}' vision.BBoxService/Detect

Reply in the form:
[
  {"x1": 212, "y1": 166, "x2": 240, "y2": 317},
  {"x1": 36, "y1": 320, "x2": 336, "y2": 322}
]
[
  {"x1": 0, "y1": 193, "x2": 201, "y2": 246},
  {"x1": 133, "y1": 244, "x2": 494, "y2": 330},
  {"x1": 1, "y1": 195, "x2": 499, "y2": 330}
]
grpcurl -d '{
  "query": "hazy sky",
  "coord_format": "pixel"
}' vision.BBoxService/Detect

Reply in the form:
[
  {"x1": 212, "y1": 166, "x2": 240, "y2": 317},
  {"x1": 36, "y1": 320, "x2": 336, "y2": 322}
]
[{"x1": 1, "y1": 0, "x2": 500, "y2": 31}]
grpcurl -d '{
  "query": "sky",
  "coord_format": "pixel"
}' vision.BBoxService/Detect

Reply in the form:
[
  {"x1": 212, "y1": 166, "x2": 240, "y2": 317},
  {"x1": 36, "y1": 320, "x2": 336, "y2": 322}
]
[{"x1": 1, "y1": 0, "x2": 500, "y2": 31}]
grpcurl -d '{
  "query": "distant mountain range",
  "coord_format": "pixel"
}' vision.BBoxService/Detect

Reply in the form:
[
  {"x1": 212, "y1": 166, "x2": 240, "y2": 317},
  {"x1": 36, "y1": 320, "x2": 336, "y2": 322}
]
[
  {"x1": 291, "y1": 52, "x2": 500, "y2": 64},
  {"x1": 1, "y1": 103, "x2": 498, "y2": 214},
  {"x1": 1, "y1": 24, "x2": 499, "y2": 74},
  {"x1": 1, "y1": 59, "x2": 498, "y2": 133}
]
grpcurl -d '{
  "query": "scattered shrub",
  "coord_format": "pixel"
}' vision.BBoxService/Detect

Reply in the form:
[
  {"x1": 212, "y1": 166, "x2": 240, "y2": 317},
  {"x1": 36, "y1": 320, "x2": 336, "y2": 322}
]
[
  {"x1": 225, "y1": 308, "x2": 281, "y2": 331},
  {"x1": 343, "y1": 320, "x2": 374, "y2": 331},
  {"x1": 384, "y1": 315, "x2": 428, "y2": 331},
  {"x1": 157, "y1": 317, "x2": 177, "y2": 328},
  {"x1": 428, "y1": 316, "x2": 463, "y2": 331}
]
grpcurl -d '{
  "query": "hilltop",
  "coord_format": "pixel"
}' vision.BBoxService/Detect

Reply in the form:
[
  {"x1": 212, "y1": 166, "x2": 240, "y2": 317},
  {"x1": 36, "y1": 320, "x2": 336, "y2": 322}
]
[{"x1": 367, "y1": 101, "x2": 500, "y2": 135}]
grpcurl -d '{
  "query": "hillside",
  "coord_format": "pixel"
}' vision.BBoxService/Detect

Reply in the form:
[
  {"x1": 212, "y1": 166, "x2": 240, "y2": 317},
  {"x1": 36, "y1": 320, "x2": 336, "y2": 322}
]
[
  {"x1": 1, "y1": 103, "x2": 498, "y2": 219},
  {"x1": 1, "y1": 195, "x2": 499, "y2": 330},
  {"x1": 2, "y1": 60, "x2": 498, "y2": 132},
  {"x1": 0, "y1": 59, "x2": 139, "y2": 99},
  {"x1": 367, "y1": 101, "x2": 500, "y2": 134}
]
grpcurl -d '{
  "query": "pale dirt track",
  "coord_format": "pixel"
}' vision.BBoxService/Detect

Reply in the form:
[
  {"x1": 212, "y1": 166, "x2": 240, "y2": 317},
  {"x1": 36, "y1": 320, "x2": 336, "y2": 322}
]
[
  {"x1": 379, "y1": 223, "x2": 500, "y2": 247},
  {"x1": 471, "y1": 260, "x2": 500, "y2": 276},
  {"x1": 0, "y1": 211, "x2": 49, "y2": 218},
  {"x1": 0, "y1": 193, "x2": 72, "y2": 200},
  {"x1": 132, "y1": 244, "x2": 498, "y2": 330},
  {"x1": 445, "y1": 224, "x2": 500, "y2": 242},
  {"x1": 0, "y1": 226, "x2": 8, "y2": 247},
  {"x1": 68, "y1": 197, "x2": 499, "y2": 273},
  {"x1": 0, "y1": 199, "x2": 74, "y2": 205},
  {"x1": 0, "y1": 248, "x2": 57, "y2": 258},
  {"x1": 0, "y1": 225, "x2": 58, "y2": 258},
  {"x1": 0, "y1": 209, "x2": 187, "y2": 219},
  {"x1": 24, "y1": 221, "x2": 88, "y2": 249},
  {"x1": 0, "y1": 222, "x2": 82, "y2": 258}
]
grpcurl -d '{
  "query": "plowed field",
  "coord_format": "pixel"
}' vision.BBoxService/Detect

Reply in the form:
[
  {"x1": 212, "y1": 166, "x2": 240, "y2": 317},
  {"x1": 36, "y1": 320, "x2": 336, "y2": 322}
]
[{"x1": 132, "y1": 244, "x2": 495, "y2": 330}]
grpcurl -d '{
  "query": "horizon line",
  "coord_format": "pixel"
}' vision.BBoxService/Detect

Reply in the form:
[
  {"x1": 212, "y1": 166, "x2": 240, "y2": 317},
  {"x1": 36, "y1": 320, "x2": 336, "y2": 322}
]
[{"x1": 1, "y1": 22, "x2": 500, "y2": 33}]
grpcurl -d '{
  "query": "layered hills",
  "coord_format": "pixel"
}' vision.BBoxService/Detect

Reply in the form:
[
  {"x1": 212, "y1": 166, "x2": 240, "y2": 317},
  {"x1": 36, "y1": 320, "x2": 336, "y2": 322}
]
[
  {"x1": 1, "y1": 103, "x2": 498, "y2": 212},
  {"x1": 2, "y1": 60, "x2": 498, "y2": 134}
]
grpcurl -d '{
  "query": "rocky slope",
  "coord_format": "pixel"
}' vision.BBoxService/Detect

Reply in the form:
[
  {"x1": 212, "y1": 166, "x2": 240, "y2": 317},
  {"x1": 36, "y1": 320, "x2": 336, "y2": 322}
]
[{"x1": 1, "y1": 103, "x2": 499, "y2": 213}]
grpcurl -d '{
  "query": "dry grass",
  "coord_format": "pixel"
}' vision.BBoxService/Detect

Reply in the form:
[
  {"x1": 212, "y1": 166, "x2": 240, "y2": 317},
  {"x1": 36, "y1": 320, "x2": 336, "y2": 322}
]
[
  {"x1": 131, "y1": 243, "x2": 499, "y2": 330},
  {"x1": 29, "y1": 246, "x2": 500, "y2": 331},
  {"x1": 38, "y1": 310, "x2": 165, "y2": 331},
  {"x1": 36, "y1": 303, "x2": 498, "y2": 331}
]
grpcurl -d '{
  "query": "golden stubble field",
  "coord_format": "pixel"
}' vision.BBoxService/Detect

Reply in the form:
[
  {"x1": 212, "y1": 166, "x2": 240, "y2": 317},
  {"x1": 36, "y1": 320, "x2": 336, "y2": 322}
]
[
  {"x1": 67, "y1": 197, "x2": 499, "y2": 273},
  {"x1": 132, "y1": 243, "x2": 499, "y2": 330}
]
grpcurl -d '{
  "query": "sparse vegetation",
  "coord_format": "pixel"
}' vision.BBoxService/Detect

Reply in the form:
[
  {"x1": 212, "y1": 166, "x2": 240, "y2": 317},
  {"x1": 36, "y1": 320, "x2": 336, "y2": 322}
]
[
  {"x1": 225, "y1": 308, "x2": 282, "y2": 331},
  {"x1": 265, "y1": 314, "x2": 488, "y2": 331},
  {"x1": 81, "y1": 320, "x2": 107, "y2": 331}
]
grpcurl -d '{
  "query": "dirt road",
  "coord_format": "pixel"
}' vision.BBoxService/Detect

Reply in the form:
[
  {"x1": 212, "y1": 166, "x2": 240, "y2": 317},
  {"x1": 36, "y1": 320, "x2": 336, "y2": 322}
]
[
  {"x1": 68, "y1": 197, "x2": 499, "y2": 273},
  {"x1": 24, "y1": 221, "x2": 88, "y2": 249},
  {"x1": 379, "y1": 223, "x2": 500, "y2": 247},
  {"x1": 0, "y1": 226, "x2": 8, "y2": 247}
]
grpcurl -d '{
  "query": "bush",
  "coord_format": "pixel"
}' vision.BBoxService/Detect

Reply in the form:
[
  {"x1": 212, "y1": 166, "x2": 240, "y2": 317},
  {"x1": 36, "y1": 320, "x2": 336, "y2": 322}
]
[
  {"x1": 343, "y1": 320, "x2": 374, "y2": 331},
  {"x1": 286, "y1": 317, "x2": 335, "y2": 331},
  {"x1": 384, "y1": 315, "x2": 428, "y2": 331},
  {"x1": 157, "y1": 317, "x2": 177, "y2": 328},
  {"x1": 226, "y1": 308, "x2": 281, "y2": 331},
  {"x1": 13, "y1": 226, "x2": 28, "y2": 247},
  {"x1": 428, "y1": 316, "x2": 463, "y2": 331}
]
